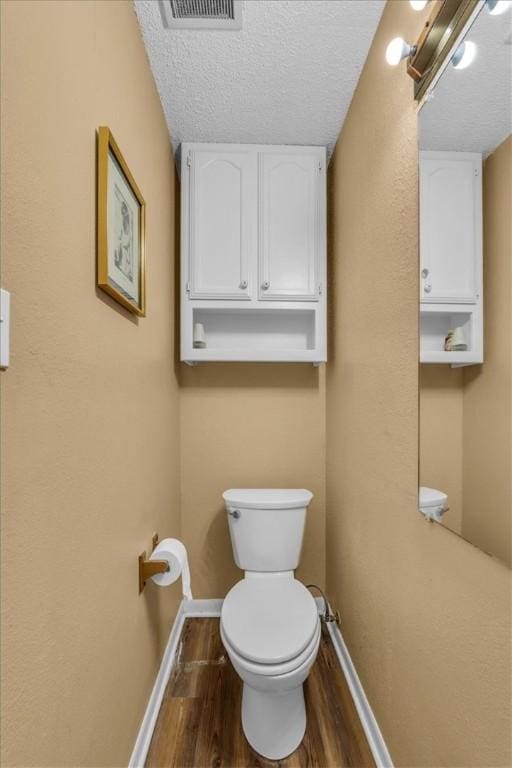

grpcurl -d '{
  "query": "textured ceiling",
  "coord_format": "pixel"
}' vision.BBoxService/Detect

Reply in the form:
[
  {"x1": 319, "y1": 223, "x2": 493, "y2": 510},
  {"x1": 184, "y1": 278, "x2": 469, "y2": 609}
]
[
  {"x1": 134, "y1": 0, "x2": 385, "y2": 161},
  {"x1": 420, "y1": 6, "x2": 512, "y2": 156}
]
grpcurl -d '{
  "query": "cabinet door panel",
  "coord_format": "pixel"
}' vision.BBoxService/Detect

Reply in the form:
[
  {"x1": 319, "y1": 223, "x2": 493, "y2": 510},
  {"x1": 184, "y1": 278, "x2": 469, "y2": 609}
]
[
  {"x1": 420, "y1": 153, "x2": 481, "y2": 303},
  {"x1": 259, "y1": 153, "x2": 319, "y2": 301},
  {"x1": 189, "y1": 150, "x2": 256, "y2": 299}
]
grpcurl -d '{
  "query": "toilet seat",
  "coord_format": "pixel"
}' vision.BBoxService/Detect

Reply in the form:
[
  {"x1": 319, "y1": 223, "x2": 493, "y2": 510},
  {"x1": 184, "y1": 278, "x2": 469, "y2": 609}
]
[
  {"x1": 221, "y1": 576, "x2": 318, "y2": 666},
  {"x1": 221, "y1": 619, "x2": 321, "y2": 677}
]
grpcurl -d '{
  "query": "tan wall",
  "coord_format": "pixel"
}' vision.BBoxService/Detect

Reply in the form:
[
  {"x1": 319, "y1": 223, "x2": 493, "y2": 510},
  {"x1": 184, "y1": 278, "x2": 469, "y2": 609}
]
[
  {"x1": 462, "y1": 136, "x2": 512, "y2": 564},
  {"x1": 0, "y1": 2, "x2": 181, "y2": 766},
  {"x1": 2, "y1": 1, "x2": 510, "y2": 766},
  {"x1": 326, "y1": 2, "x2": 512, "y2": 766},
  {"x1": 419, "y1": 365, "x2": 464, "y2": 534},
  {"x1": 179, "y1": 364, "x2": 326, "y2": 597}
]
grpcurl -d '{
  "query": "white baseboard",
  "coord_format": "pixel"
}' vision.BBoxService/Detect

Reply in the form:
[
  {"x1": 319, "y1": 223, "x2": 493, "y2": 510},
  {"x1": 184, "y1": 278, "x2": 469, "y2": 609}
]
[
  {"x1": 129, "y1": 598, "x2": 393, "y2": 768},
  {"x1": 128, "y1": 599, "x2": 222, "y2": 767},
  {"x1": 128, "y1": 600, "x2": 186, "y2": 768},
  {"x1": 183, "y1": 598, "x2": 223, "y2": 617},
  {"x1": 326, "y1": 621, "x2": 394, "y2": 768}
]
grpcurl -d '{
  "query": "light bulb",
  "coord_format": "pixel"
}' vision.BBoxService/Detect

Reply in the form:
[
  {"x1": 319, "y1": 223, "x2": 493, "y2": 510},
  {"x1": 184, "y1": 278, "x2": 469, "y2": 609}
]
[
  {"x1": 452, "y1": 40, "x2": 477, "y2": 69},
  {"x1": 385, "y1": 37, "x2": 413, "y2": 66},
  {"x1": 410, "y1": 0, "x2": 428, "y2": 10},
  {"x1": 487, "y1": 0, "x2": 512, "y2": 14}
]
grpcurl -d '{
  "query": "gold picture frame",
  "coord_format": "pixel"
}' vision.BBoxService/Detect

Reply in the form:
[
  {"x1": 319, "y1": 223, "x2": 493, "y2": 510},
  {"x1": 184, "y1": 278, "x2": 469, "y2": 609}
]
[{"x1": 97, "y1": 126, "x2": 146, "y2": 316}]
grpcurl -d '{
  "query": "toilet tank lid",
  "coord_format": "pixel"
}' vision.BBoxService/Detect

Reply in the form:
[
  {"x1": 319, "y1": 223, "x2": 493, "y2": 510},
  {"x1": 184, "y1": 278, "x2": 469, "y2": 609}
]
[
  {"x1": 419, "y1": 486, "x2": 448, "y2": 508},
  {"x1": 223, "y1": 488, "x2": 313, "y2": 510}
]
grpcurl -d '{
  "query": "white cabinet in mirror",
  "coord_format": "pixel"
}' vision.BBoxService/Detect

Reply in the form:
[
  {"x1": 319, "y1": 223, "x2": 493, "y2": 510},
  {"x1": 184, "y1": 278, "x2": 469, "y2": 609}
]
[
  {"x1": 418, "y1": 1, "x2": 511, "y2": 566},
  {"x1": 419, "y1": 151, "x2": 483, "y2": 364},
  {"x1": 180, "y1": 143, "x2": 326, "y2": 364}
]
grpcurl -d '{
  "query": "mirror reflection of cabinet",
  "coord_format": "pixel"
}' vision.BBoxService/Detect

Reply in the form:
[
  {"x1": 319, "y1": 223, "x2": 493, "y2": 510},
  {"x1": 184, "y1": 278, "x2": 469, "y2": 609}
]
[
  {"x1": 420, "y1": 152, "x2": 482, "y2": 303},
  {"x1": 419, "y1": 151, "x2": 483, "y2": 365}
]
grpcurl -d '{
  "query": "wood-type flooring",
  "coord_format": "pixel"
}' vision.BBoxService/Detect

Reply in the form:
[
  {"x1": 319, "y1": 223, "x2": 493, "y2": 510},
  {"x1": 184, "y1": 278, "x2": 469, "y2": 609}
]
[{"x1": 146, "y1": 618, "x2": 376, "y2": 768}]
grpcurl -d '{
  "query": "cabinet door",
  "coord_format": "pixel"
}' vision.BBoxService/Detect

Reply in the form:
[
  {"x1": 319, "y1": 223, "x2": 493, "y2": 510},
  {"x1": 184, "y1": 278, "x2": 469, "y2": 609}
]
[
  {"x1": 420, "y1": 152, "x2": 482, "y2": 303},
  {"x1": 259, "y1": 152, "x2": 321, "y2": 301},
  {"x1": 188, "y1": 149, "x2": 256, "y2": 299}
]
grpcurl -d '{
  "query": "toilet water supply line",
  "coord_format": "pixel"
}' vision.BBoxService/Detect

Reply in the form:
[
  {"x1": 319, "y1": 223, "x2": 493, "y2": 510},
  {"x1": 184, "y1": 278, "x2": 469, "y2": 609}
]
[{"x1": 306, "y1": 584, "x2": 340, "y2": 625}]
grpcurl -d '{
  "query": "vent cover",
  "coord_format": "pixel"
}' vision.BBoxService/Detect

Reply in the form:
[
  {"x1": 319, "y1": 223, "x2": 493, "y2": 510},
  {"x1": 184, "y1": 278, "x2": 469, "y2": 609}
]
[
  {"x1": 161, "y1": 0, "x2": 242, "y2": 29},
  {"x1": 171, "y1": 0, "x2": 234, "y2": 20}
]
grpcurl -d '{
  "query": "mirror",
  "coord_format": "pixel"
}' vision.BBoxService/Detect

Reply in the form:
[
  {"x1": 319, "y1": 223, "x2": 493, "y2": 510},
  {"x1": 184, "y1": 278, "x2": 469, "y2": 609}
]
[{"x1": 418, "y1": 2, "x2": 511, "y2": 566}]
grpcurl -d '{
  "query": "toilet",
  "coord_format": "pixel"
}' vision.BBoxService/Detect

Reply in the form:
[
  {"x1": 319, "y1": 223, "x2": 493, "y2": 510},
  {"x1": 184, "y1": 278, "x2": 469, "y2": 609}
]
[
  {"x1": 220, "y1": 488, "x2": 319, "y2": 760},
  {"x1": 419, "y1": 486, "x2": 449, "y2": 521}
]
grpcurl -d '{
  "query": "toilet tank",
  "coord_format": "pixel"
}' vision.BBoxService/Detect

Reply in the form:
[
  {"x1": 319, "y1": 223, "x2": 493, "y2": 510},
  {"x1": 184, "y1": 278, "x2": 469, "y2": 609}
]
[{"x1": 223, "y1": 489, "x2": 313, "y2": 572}]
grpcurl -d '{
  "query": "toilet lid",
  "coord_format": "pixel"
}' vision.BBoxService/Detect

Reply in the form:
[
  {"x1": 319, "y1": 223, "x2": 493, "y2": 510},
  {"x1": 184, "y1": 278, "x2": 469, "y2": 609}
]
[
  {"x1": 222, "y1": 488, "x2": 313, "y2": 510},
  {"x1": 419, "y1": 486, "x2": 448, "y2": 509},
  {"x1": 221, "y1": 577, "x2": 318, "y2": 665}
]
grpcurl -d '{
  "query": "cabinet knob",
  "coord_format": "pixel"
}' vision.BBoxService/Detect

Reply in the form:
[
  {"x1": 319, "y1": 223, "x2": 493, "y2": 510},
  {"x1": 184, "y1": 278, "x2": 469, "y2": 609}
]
[
  {"x1": 261, "y1": 281, "x2": 270, "y2": 290},
  {"x1": 421, "y1": 268, "x2": 429, "y2": 278},
  {"x1": 239, "y1": 280, "x2": 248, "y2": 290},
  {"x1": 424, "y1": 283, "x2": 432, "y2": 293}
]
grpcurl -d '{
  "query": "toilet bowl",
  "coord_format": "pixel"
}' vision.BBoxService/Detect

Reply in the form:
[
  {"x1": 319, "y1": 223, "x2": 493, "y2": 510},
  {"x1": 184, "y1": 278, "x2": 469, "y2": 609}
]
[
  {"x1": 221, "y1": 489, "x2": 318, "y2": 760},
  {"x1": 419, "y1": 486, "x2": 448, "y2": 521}
]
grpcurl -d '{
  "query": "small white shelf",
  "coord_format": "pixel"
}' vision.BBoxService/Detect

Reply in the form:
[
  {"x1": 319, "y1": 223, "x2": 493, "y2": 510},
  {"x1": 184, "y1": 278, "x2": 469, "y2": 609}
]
[
  {"x1": 420, "y1": 350, "x2": 482, "y2": 364},
  {"x1": 193, "y1": 308, "x2": 315, "y2": 350},
  {"x1": 183, "y1": 307, "x2": 324, "y2": 364},
  {"x1": 420, "y1": 305, "x2": 482, "y2": 364}
]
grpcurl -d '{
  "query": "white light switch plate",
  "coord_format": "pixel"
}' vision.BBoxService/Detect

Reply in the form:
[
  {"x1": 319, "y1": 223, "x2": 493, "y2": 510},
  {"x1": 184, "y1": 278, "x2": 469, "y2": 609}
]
[{"x1": 0, "y1": 289, "x2": 11, "y2": 369}]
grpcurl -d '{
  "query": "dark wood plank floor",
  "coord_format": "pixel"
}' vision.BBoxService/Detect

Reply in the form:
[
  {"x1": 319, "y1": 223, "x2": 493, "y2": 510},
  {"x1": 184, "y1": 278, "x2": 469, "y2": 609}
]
[{"x1": 146, "y1": 618, "x2": 376, "y2": 768}]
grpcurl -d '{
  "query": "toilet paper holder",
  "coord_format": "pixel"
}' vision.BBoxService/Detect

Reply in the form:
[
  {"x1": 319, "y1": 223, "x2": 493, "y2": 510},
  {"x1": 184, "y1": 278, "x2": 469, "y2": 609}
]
[{"x1": 138, "y1": 536, "x2": 170, "y2": 594}]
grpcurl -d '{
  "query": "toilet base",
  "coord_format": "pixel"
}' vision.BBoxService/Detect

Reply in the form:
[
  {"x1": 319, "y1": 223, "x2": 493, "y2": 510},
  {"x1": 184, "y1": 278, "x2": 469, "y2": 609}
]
[{"x1": 241, "y1": 682, "x2": 306, "y2": 760}]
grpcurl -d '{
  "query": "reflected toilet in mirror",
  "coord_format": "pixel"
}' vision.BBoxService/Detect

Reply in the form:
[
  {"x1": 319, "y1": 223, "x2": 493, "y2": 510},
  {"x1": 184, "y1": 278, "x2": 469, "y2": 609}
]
[{"x1": 418, "y1": 2, "x2": 511, "y2": 566}]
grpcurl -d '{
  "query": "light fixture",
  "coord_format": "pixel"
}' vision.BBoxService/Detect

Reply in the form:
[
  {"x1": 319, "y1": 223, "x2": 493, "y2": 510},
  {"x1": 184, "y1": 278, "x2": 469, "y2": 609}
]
[
  {"x1": 486, "y1": 0, "x2": 512, "y2": 14},
  {"x1": 410, "y1": 0, "x2": 429, "y2": 10},
  {"x1": 385, "y1": 37, "x2": 417, "y2": 66},
  {"x1": 451, "y1": 40, "x2": 477, "y2": 69}
]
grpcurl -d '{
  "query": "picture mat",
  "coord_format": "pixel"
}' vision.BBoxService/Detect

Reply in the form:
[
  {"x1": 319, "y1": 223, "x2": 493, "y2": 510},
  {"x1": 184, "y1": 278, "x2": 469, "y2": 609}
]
[{"x1": 107, "y1": 150, "x2": 140, "y2": 304}]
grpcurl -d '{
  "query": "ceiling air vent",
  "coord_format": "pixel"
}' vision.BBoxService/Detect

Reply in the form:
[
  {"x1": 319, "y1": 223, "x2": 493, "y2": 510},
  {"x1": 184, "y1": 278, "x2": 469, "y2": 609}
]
[{"x1": 161, "y1": 0, "x2": 242, "y2": 29}]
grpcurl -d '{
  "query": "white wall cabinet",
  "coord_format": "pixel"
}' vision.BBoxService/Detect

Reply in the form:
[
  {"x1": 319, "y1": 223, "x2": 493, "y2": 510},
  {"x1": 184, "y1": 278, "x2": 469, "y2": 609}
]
[
  {"x1": 180, "y1": 143, "x2": 326, "y2": 364},
  {"x1": 419, "y1": 151, "x2": 483, "y2": 364},
  {"x1": 259, "y1": 151, "x2": 320, "y2": 301},
  {"x1": 187, "y1": 147, "x2": 256, "y2": 300}
]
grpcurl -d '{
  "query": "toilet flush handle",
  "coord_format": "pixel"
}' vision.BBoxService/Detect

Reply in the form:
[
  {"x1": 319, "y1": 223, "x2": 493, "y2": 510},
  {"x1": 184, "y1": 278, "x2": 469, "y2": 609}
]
[{"x1": 228, "y1": 509, "x2": 241, "y2": 519}]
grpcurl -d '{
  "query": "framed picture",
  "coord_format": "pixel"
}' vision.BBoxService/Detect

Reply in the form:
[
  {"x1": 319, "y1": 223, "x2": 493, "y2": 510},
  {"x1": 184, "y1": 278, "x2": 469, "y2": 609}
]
[{"x1": 97, "y1": 126, "x2": 146, "y2": 316}]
